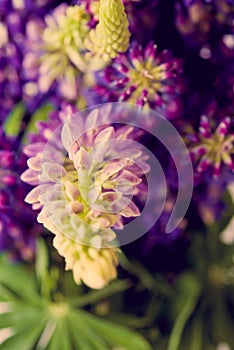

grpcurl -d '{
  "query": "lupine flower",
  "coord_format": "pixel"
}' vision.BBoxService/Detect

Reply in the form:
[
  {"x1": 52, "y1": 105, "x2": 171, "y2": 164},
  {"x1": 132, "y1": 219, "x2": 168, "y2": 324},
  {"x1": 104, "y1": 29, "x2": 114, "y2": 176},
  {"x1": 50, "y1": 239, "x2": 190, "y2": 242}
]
[
  {"x1": 193, "y1": 177, "x2": 226, "y2": 224},
  {"x1": 21, "y1": 104, "x2": 149, "y2": 288},
  {"x1": 82, "y1": 0, "x2": 159, "y2": 45},
  {"x1": 0, "y1": 35, "x2": 22, "y2": 120},
  {"x1": 175, "y1": 0, "x2": 234, "y2": 56},
  {"x1": 84, "y1": 0, "x2": 130, "y2": 69},
  {"x1": 0, "y1": 0, "x2": 62, "y2": 120},
  {"x1": 53, "y1": 232, "x2": 119, "y2": 289},
  {"x1": 0, "y1": 10, "x2": 24, "y2": 120},
  {"x1": 214, "y1": 63, "x2": 234, "y2": 111},
  {"x1": 92, "y1": 42, "x2": 184, "y2": 119},
  {"x1": 0, "y1": 129, "x2": 42, "y2": 261},
  {"x1": 188, "y1": 115, "x2": 234, "y2": 177},
  {"x1": 23, "y1": 3, "x2": 90, "y2": 100}
]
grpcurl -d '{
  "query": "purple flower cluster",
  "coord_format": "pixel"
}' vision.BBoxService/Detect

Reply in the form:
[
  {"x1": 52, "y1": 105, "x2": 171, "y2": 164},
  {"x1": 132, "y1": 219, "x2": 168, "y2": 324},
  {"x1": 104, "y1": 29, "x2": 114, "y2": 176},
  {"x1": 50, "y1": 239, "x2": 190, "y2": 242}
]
[
  {"x1": 91, "y1": 42, "x2": 184, "y2": 119},
  {"x1": 0, "y1": 0, "x2": 65, "y2": 120},
  {"x1": 0, "y1": 129, "x2": 42, "y2": 260}
]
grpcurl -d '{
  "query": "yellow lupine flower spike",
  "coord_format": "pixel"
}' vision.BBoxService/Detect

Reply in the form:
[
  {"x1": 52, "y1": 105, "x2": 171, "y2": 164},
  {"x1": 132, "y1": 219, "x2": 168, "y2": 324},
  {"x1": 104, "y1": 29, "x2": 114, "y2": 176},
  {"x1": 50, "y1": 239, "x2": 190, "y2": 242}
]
[{"x1": 85, "y1": 0, "x2": 130, "y2": 69}]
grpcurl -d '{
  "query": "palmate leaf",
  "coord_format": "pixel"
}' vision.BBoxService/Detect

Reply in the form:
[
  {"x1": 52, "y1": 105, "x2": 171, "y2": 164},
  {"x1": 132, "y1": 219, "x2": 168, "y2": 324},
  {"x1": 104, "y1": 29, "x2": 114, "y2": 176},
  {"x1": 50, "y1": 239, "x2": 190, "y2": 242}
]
[
  {"x1": 0, "y1": 255, "x2": 152, "y2": 350},
  {"x1": 0, "y1": 316, "x2": 47, "y2": 350},
  {"x1": 69, "y1": 309, "x2": 152, "y2": 350}
]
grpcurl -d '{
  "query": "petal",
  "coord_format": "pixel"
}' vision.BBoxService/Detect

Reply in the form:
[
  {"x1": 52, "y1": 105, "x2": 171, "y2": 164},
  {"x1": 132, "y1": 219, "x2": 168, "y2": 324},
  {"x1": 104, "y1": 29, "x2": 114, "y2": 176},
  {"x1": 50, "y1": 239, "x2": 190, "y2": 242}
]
[{"x1": 21, "y1": 169, "x2": 39, "y2": 185}]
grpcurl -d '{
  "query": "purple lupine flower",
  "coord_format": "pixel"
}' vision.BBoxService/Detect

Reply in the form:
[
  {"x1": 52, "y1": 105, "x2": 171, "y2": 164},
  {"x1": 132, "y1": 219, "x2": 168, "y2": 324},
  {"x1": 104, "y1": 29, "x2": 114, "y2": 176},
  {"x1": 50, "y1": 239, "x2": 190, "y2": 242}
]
[
  {"x1": 214, "y1": 63, "x2": 234, "y2": 112},
  {"x1": 0, "y1": 129, "x2": 42, "y2": 261},
  {"x1": 175, "y1": 0, "x2": 234, "y2": 58},
  {"x1": 187, "y1": 115, "x2": 234, "y2": 177},
  {"x1": 193, "y1": 177, "x2": 227, "y2": 225},
  {"x1": 91, "y1": 42, "x2": 184, "y2": 119},
  {"x1": 0, "y1": 0, "x2": 63, "y2": 120},
  {"x1": 0, "y1": 38, "x2": 22, "y2": 120}
]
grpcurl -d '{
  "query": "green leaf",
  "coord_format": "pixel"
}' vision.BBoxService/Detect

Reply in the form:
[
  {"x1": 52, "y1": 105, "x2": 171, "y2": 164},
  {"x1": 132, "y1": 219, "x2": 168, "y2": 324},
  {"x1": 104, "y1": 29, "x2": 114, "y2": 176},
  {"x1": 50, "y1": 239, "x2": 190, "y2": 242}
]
[
  {"x1": 69, "y1": 311, "x2": 108, "y2": 350},
  {"x1": 47, "y1": 318, "x2": 72, "y2": 350},
  {"x1": 4, "y1": 103, "x2": 25, "y2": 136},
  {"x1": 77, "y1": 309, "x2": 152, "y2": 350},
  {"x1": 0, "y1": 316, "x2": 47, "y2": 350},
  {"x1": 0, "y1": 255, "x2": 38, "y2": 301}
]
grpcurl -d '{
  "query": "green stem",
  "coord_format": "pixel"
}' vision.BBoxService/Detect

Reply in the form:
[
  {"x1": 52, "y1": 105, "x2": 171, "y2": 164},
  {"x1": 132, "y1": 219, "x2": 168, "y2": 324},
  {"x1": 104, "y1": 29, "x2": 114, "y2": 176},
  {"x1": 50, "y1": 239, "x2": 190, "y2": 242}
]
[
  {"x1": 67, "y1": 279, "x2": 132, "y2": 307},
  {"x1": 119, "y1": 252, "x2": 172, "y2": 297}
]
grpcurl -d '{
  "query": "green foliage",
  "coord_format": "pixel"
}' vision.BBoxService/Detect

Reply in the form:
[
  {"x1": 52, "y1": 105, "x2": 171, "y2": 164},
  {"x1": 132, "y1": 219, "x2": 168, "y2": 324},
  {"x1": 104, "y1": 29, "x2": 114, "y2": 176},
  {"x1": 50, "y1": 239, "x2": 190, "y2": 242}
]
[
  {"x1": 0, "y1": 254, "x2": 152, "y2": 350},
  {"x1": 4, "y1": 103, "x2": 26, "y2": 136},
  {"x1": 168, "y1": 274, "x2": 201, "y2": 350}
]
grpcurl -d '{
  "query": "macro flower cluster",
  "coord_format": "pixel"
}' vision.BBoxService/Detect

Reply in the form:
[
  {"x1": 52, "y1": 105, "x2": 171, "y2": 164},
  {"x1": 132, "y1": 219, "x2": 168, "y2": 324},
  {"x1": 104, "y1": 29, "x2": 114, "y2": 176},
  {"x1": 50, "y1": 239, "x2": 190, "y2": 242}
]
[{"x1": 1, "y1": 0, "x2": 234, "y2": 348}]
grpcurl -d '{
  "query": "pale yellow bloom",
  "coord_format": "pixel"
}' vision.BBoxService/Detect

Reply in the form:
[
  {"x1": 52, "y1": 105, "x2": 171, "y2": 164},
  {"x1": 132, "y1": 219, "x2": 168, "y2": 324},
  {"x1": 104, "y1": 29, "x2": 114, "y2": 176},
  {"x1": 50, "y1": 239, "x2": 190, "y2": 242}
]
[{"x1": 53, "y1": 233, "x2": 119, "y2": 289}]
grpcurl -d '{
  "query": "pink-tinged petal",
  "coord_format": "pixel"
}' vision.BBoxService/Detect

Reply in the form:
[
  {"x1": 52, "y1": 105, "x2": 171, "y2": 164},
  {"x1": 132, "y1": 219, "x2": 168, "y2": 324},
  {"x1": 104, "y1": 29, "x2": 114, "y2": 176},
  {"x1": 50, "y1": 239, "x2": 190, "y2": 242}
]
[
  {"x1": 94, "y1": 127, "x2": 114, "y2": 146},
  {"x1": 41, "y1": 162, "x2": 66, "y2": 182},
  {"x1": 197, "y1": 158, "x2": 211, "y2": 173},
  {"x1": 216, "y1": 117, "x2": 231, "y2": 136},
  {"x1": 32, "y1": 202, "x2": 42, "y2": 210},
  {"x1": 41, "y1": 184, "x2": 63, "y2": 203},
  {"x1": 100, "y1": 191, "x2": 122, "y2": 204},
  {"x1": 199, "y1": 115, "x2": 211, "y2": 137},
  {"x1": 86, "y1": 108, "x2": 100, "y2": 131},
  {"x1": 112, "y1": 170, "x2": 142, "y2": 185},
  {"x1": 25, "y1": 185, "x2": 48, "y2": 204},
  {"x1": 113, "y1": 215, "x2": 124, "y2": 229},
  {"x1": 97, "y1": 159, "x2": 129, "y2": 182},
  {"x1": 73, "y1": 147, "x2": 89, "y2": 169},
  {"x1": 23, "y1": 142, "x2": 45, "y2": 157},
  {"x1": 192, "y1": 145, "x2": 207, "y2": 157},
  {"x1": 27, "y1": 157, "x2": 41, "y2": 171},
  {"x1": 115, "y1": 180, "x2": 137, "y2": 195},
  {"x1": 88, "y1": 186, "x2": 102, "y2": 204},
  {"x1": 213, "y1": 163, "x2": 221, "y2": 178},
  {"x1": 222, "y1": 153, "x2": 233, "y2": 167},
  {"x1": 91, "y1": 144, "x2": 108, "y2": 165},
  {"x1": 20, "y1": 169, "x2": 39, "y2": 185},
  {"x1": 61, "y1": 119, "x2": 79, "y2": 154},
  {"x1": 115, "y1": 126, "x2": 134, "y2": 140},
  {"x1": 120, "y1": 201, "x2": 140, "y2": 217}
]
